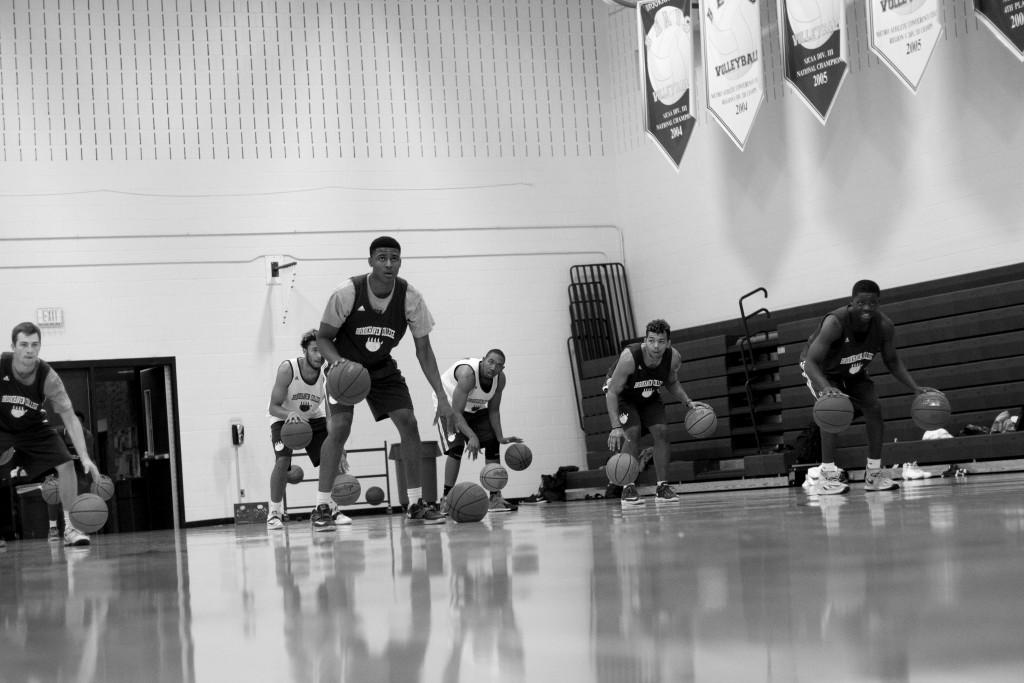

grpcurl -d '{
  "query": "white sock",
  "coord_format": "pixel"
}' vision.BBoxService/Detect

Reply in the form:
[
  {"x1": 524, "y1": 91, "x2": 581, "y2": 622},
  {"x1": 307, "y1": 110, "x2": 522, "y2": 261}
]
[
  {"x1": 270, "y1": 500, "x2": 283, "y2": 514},
  {"x1": 49, "y1": 520, "x2": 58, "y2": 529},
  {"x1": 866, "y1": 458, "x2": 881, "y2": 470},
  {"x1": 407, "y1": 487, "x2": 422, "y2": 503},
  {"x1": 63, "y1": 512, "x2": 74, "y2": 530},
  {"x1": 820, "y1": 462, "x2": 839, "y2": 473},
  {"x1": 316, "y1": 491, "x2": 332, "y2": 506}
]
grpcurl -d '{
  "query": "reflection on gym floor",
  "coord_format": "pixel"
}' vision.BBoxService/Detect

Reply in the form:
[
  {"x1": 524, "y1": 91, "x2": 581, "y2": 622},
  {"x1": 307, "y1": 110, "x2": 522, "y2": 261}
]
[{"x1": 2, "y1": 473, "x2": 1024, "y2": 682}]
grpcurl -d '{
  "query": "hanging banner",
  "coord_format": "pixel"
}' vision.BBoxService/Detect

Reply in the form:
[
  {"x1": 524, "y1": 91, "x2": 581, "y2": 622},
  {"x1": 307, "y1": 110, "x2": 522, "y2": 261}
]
[
  {"x1": 779, "y1": 0, "x2": 849, "y2": 124},
  {"x1": 866, "y1": 0, "x2": 943, "y2": 92},
  {"x1": 638, "y1": 0, "x2": 696, "y2": 169},
  {"x1": 701, "y1": 0, "x2": 767, "y2": 150},
  {"x1": 975, "y1": 0, "x2": 1024, "y2": 60}
]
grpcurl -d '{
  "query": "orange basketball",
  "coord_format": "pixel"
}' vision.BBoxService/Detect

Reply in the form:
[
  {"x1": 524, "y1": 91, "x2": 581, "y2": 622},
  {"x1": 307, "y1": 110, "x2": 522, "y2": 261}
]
[
  {"x1": 280, "y1": 420, "x2": 312, "y2": 450},
  {"x1": 479, "y1": 463, "x2": 509, "y2": 492},
  {"x1": 90, "y1": 474, "x2": 115, "y2": 501},
  {"x1": 286, "y1": 465, "x2": 304, "y2": 484},
  {"x1": 41, "y1": 476, "x2": 61, "y2": 505},
  {"x1": 447, "y1": 481, "x2": 489, "y2": 522},
  {"x1": 330, "y1": 473, "x2": 361, "y2": 506},
  {"x1": 813, "y1": 394, "x2": 854, "y2": 434},
  {"x1": 912, "y1": 391, "x2": 951, "y2": 430},
  {"x1": 605, "y1": 452, "x2": 640, "y2": 486},
  {"x1": 504, "y1": 443, "x2": 533, "y2": 471},
  {"x1": 68, "y1": 493, "x2": 108, "y2": 533},
  {"x1": 684, "y1": 404, "x2": 718, "y2": 439},
  {"x1": 326, "y1": 360, "x2": 371, "y2": 405}
]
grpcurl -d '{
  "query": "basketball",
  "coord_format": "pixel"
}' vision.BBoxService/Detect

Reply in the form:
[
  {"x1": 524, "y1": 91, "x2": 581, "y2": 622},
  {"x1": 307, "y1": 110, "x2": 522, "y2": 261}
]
[
  {"x1": 813, "y1": 393, "x2": 854, "y2": 434},
  {"x1": 365, "y1": 485, "x2": 385, "y2": 505},
  {"x1": 447, "y1": 481, "x2": 489, "y2": 523},
  {"x1": 504, "y1": 443, "x2": 533, "y2": 471},
  {"x1": 280, "y1": 420, "x2": 312, "y2": 450},
  {"x1": 326, "y1": 360, "x2": 371, "y2": 405},
  {"x1": 330, "y1": 473, "x2": 361, "y2": 506},
  {"x1": 90, "y1": 474, "x2": 115, "y2": 501},
  {"x1": 684, "y1": 404, "x2": 718, "y2": 439},
  {"x1": 479, "y1": 463, "x2": 509, "y2": 492},
  {"x1": 912, "y1": 391, "x2": 951, "y2": 430},
  {"x1": 605, "y1": 452, "x2": 640, "y2": 486},
  {"x1": 287, "y1": 465, "x2": 304, "y2": 484},
  {"x1": 68, "y1": 493, "x2": 108, "y2": 533},
  {"x1": 41, "y1": 477, "x2": 61, "y2": 505}
]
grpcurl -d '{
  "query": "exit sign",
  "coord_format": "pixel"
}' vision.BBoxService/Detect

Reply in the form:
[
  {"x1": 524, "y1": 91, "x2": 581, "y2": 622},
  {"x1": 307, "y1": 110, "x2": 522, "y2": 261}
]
[{"x1": 36, "y1": 307, "x2": 65, "y2": 327}]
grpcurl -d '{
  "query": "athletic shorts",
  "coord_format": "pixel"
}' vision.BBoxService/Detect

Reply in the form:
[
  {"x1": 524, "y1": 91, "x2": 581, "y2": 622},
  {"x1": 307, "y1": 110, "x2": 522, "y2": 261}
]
[
  {"x1": 335, "y1": 361, "x2": 414, "y2": 422},
  {"x1": 800, "y1": 361, "x2": 878, "y2": 417},
  {"x1": 436, "y1": 409, "x2": 499, "y2": 459},
  {"x1": 615, "y1": 400, "x2": 666, "y2": 436},
  {"x1": 0, "y1": 426, "x2": 73, "y2": 481},
  {"x1": 270, "y1": 416, "x2": 328, "y2": 467}
]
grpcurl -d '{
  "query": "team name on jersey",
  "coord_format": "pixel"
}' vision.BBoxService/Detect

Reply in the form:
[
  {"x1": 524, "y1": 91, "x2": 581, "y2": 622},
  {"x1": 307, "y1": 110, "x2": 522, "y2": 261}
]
[
  {"x1": 354, "y1": 325, "x2": 397, "y2": 340},
  {"x1": 839, "y1": 351, "x2": 874, "y2": 366},
  {"x1": 290, "y1": 392, "x2": 320, "y2": 403},
  {"x1": 2, "y1": 395, "x2": 40, "y2": 410},
  {"x1": 631, "y1": 379, "x2": 663, "y2": 390}
]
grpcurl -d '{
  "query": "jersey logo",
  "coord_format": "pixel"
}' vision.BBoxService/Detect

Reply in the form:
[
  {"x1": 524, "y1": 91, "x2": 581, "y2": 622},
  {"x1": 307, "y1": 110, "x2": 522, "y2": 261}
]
[
  {"x1": 848, "y1": 363, "x2": 864, "y2": 375},
  {"x1": 10, "y1": 406, "x2": 26, "y2": 419},
  {"x1": 619, "y1": 412, "x2": 629, "y2": 425},
  {"x1": 356, "y1": 305, "x2": 365, "y2": 312},
  {"x1": 642, "y1": 389, "x2": 654, "y2": 399},
  {"x1": 365, "y1": 337, "x2": 382, "y2": 353},
  {"x1": 1, "y1": 375, "x2": 8, "y2": 381}
]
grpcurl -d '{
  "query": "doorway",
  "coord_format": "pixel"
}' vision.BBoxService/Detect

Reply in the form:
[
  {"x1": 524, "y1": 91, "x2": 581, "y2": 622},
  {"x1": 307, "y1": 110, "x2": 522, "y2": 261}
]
[{"x1": 50, "y1": 358, "x2": 183, "y2": 532}]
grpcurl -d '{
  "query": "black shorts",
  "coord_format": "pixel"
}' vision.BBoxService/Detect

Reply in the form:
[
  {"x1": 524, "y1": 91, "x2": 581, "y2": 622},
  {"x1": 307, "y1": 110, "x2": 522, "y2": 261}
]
[
  {"x1": 436, "y1": 409, "x2": 499, "y2": 459},
  {"x1": 0, "y1": 427, "x2": 73, "y2": 481},
  {"x1": 616, "y1": 400, "x2": 666, "y2": 436},
  {"x1": 270, "y1": 417, "x2": 328, "y2": 467},
  {"x1": 801, "y1": 362, "x2": 878, "y2": 416},
  {"x1": 332, "y1": 361, "x2": 414, "y2": 422}
]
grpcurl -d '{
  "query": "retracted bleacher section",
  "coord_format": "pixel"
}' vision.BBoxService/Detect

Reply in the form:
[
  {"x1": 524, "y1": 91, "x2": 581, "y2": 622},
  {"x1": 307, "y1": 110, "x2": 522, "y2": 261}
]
[{"x1": 565, "y1": 262, "x2": 1024, "y2": 497}]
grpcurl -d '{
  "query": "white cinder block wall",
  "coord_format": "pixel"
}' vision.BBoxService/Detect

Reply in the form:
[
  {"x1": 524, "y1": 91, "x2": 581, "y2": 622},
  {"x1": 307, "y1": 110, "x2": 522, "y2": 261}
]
[{"x1": 2, "y1": 1, "x2": 1021, "y2": 521}]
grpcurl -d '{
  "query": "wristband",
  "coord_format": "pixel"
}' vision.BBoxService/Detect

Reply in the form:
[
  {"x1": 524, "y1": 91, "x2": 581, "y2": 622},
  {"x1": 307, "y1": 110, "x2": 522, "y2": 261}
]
[{"x1": 610, "y1": 426, "x2": 623, "y2": 432}]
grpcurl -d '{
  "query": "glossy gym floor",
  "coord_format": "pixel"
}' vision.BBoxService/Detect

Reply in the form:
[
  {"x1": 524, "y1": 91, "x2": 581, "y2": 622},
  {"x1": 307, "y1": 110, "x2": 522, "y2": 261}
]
[{"x1": 2, "y1": 472, "x2": 1023, "y2": 683}]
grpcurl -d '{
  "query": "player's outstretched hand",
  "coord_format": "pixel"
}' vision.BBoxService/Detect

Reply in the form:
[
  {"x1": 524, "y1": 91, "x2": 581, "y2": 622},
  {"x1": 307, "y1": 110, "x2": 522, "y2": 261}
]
[
  {"x1": 81, "y1": 457, "x2": 101, "y2": 482},
  {"x1": 607, "y1": 427, "x2": 628, "y2": 452},
  {"x1": 465, "y1": 435, "x2": 481, "y2": 460},
  {"x1": 285, "y1": 411, "x2": 309, "y2": 424}
]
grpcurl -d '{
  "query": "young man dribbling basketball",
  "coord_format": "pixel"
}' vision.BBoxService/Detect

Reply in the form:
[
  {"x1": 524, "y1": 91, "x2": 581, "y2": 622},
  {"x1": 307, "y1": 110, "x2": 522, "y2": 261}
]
[
  {"x1": 604, "y1": 319, "x2": 705, "y2": 506},
  {"x1": 0, "y1": 323, "x2": 100, "y2": 546},
  {"x1": 315, "y1": 236, "x2": 458, "y2": 529},
  {"x1": 433, "y1": 349, "x2": 522, "y2": 514},
  {"x1": 800, "y1": 279, "x2": 942, "y2": 495}
]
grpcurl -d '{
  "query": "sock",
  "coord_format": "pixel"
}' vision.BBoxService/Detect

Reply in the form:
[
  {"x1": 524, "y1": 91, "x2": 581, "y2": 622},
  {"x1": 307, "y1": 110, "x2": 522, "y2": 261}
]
[
  {"x1": 866, "y1": 458, "x2": 881, "y2": 470},
  {"x1": 820, "y1": 462, "x2": 839, "y2": 473},
  {"x1": 64, "y1": 512, "x2": 74, "y2": 530},
  {"x1": 657, "y1": 480, "x2": 667, "y2": 486},
  {"x1": 270, "y1": 500, "x2": 283, "y2": 514},
  {"x1": 49, "y1": 520, "x2": 58, "y2": 529},
  {"x1": 407, "y1": 486, "x2": 422, "y2": 503},
  {"x1": 316, "y1": 491, "x2": 332, "y2": 506}
]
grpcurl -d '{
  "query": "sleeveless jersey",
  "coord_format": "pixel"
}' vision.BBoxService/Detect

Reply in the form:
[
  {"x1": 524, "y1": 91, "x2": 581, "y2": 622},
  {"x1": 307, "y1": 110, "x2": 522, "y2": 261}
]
[
  {"x1": 801, "y1": 305, "x2": 888, "y2": 378},
  {"x1": 0, "y1": 352, "x2": 52, "y2": 432},
  {"x1": 333, "y1": 275, "x2": 409, "y2": 369},
  {"x1": 268, "y1": 357, "x2": 326, "y2": 425},
  {"x1": 438, "y1": 358, "x2": 497, "y2": 413},
  {"x1": 619, "y1": 343, "x2": 673, "y2": 404}
]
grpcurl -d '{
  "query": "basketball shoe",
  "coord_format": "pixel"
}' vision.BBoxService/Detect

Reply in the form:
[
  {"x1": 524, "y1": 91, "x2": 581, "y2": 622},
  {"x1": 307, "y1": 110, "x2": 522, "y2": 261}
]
[
  {"x1": 620, "y1": 483, "x2": 644, "y2": 507},
  {"x1": 48, "y1": 525, "x2": 61, "y2": 542},
  {"x1": 63, "y1": 526, "x2": 91, "y2": 547},
  {"x1": 654, "y1": 483, "x2": 680, "y2": 503},
  {"x1": 330, "y1": 503, "x2": 353, "y2": 525},
  {"x1": 266, "y1": 510, "x2": 284, "y2": 530},
  {"x1": 519, "y1": 492, "x2": 547, "y2": 504},
  {"x1": 407, "y1": 499, "x2": 445, "y2": 525},
  {"x1": 310, "y1": 503, "x2": 336, "y2": 532},
  {"x1": 811, "y1": 466, "x2": 849, "y2": 495},
  {"x1": 488, "y1": 492, "x2": 514, "y2": 513},
  {"x1": 864, "y1": 469, "x2": 899, "y2": 491},
  {"x1": 901, "y1": 462, "x2": 933, "y2": 480}
]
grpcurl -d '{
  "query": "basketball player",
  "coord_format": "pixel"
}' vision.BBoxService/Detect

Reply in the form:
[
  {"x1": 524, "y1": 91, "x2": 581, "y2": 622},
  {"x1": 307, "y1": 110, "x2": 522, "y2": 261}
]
[
  {"x1": 266, "y1": 329, "x2": 351, "y2": 530},
  {"x1": 605, "y1": 319, "x2": 704, "y2": 506},
  {"x1": 800, "y1": 279, "x2": 942, "y2": 494},
  {"x1": 433, "y1": 350, "x2": 522, "y2": 514},
  {"x1": 316, "y1": 236, "x2": 458, "y2": 528},
  {"x1": 0, "y1": 322, "x2": 99, "y2": 546}
]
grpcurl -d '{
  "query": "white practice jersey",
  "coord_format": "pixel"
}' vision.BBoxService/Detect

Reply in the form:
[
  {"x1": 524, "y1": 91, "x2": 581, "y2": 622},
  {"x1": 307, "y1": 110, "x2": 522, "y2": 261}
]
[
  {"x1": 268, "y1": 358, "x2": 326, "y2": 424},
  {"x1": 435, "y1": 358, "x2": 497, "y2": 413}
]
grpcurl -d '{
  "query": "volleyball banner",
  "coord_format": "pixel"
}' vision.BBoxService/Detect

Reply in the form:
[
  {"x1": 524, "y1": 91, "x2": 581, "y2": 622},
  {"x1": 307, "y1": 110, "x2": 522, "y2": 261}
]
[
  {"x1": 701, "y1": 0, "x2": 767, "y2": 150},
  {"x1": 975, "y1": 0, "x2": 1024, "y2": 60},
  {"x1": 779, "y1": 0, "x2": 848, "y2": 124},
  {"x1": 867, "y1": 0, "x2": 943, "y2": 92},
  {"x1": 638, "y1": 0, "x2": 696, "y2": 169}
]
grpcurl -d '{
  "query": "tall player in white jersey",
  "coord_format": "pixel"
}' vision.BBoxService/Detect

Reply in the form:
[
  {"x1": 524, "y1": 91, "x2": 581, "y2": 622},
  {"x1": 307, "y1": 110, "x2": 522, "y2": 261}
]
[
  {"x1": 433, "y1": 350, "x2": 522, "y2": 513},
  {"x1": 265, "y1": 330, "x2": 349, "y2": 529}
]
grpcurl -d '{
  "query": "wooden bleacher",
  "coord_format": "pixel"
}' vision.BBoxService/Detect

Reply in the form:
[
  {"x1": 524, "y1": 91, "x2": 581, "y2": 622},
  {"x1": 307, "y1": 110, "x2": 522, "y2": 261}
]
[{"x1": 565, "y1": 262, "x2": 1024, "y2": 495}]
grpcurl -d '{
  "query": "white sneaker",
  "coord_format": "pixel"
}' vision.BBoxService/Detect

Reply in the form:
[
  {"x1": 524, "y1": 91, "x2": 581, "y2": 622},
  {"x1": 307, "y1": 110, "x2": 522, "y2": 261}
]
[
  {"x1": 63, "y1": 526, "x2": 91, "y2": 547},
  {"x1": 266, "y1": 510, "x2": 284, "y2": 530},
  {"x1": 333, "y1": 511, "x2": 352, "y2": 525},
  {"x1": 864, "y1": 469, "x2": 899, "y2": 491},
  {"x1": 901, "y1": 462, "x2": 932, "y2": 480},
  {"x1": 802, "y1": 465, "x2": 822, "y2": 490},
  {"x1": 488, "y1": 493, "x2": 514, "y2": 513},
  {"x1": 811, "y1": 466, "x2": 849, "y2": 495}
]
